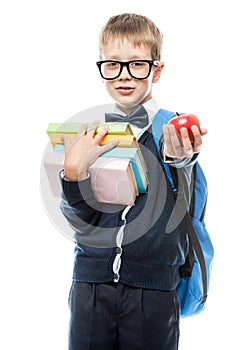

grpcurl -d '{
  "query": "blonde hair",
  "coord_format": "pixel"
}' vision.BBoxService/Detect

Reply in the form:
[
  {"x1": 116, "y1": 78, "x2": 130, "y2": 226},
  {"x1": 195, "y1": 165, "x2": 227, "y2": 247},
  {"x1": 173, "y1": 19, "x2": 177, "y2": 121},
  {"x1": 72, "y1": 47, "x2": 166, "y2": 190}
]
[{"x1": 99, "y1": 13, "x2": 163, "y2": 61}]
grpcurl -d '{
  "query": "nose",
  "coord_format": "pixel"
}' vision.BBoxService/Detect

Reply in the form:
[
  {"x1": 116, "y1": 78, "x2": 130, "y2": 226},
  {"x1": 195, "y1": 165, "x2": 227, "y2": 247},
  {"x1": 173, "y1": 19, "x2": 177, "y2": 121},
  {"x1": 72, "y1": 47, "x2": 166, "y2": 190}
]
[{"x1": 119, "y1": 63, "x2": 131, "y2": 80}]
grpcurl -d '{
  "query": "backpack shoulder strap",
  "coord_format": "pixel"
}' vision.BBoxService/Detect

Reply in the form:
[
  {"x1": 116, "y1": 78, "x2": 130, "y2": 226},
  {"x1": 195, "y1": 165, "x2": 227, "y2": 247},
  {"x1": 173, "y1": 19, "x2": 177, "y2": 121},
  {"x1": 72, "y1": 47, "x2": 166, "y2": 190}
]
[
  {"x1": 184, "y1": 210, "x2": 208, "y2": 303},
  {"x1": 152, "y1": 108, "x2": 177, "y2": 192},
  {"x1": 152, "y1": 108, "x2": 176, "y2": 144},
  {"x1": 190, "y1": 162, "x2": 208, "y2": 220}
]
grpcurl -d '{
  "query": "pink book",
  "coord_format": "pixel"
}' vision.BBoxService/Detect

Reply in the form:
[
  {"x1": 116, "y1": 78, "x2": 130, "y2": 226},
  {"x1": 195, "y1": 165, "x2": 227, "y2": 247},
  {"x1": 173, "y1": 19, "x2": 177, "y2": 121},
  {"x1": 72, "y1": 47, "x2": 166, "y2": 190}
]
[
  {"x1": 43, "y1": 150, "x2": 64, "y2": 197},
  {"x1": 88, "y1": 157, "x2": 139, "y2": 205}
]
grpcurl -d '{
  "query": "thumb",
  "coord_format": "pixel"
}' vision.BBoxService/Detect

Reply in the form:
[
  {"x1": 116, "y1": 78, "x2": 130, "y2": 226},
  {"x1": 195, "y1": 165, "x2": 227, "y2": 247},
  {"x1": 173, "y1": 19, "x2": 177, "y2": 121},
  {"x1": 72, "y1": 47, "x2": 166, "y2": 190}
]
[
  {"x1": 60, "y1": 134, "x2": 71, "y2": 154},
  {"x1": 200, "y1": 127, "x2": 208, "y2": 136}
]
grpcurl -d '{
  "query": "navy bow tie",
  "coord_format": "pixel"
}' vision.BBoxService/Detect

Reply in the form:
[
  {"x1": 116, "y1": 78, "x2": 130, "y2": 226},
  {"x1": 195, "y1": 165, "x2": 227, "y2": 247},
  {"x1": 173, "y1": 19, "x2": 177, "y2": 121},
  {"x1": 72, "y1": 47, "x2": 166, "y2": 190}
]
[{"x1": 105, "y1": 105, "x2": 149, "y2": 128}]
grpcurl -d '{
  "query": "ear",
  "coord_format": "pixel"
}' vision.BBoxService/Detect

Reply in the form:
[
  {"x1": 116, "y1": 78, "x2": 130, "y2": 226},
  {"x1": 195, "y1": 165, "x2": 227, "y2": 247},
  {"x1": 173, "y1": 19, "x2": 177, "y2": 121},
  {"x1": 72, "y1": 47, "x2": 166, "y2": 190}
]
[{"x1": 152, "y1": 62, "x2": 164, "y2": 83}]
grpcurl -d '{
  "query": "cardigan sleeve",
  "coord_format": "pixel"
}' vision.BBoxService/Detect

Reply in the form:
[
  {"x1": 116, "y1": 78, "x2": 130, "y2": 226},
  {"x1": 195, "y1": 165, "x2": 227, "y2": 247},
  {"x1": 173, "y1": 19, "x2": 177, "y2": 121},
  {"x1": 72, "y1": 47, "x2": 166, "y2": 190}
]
[
  {"x1": 59, "y1": 171, "x2": 124, "y2": 239},
  {"x1": 163, "y1": 153, "x2": 199, "y2": 168},
  {"x1": 59, "y1": 171, "x2": 104, "y2": 235}
]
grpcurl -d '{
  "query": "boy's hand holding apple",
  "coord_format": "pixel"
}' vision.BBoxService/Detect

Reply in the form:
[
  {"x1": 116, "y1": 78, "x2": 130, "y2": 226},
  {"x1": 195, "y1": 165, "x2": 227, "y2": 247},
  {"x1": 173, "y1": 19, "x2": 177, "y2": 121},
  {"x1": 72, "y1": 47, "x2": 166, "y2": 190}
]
[{"x1": 163, "y1": 113, "x2": 208, "y2": 159}]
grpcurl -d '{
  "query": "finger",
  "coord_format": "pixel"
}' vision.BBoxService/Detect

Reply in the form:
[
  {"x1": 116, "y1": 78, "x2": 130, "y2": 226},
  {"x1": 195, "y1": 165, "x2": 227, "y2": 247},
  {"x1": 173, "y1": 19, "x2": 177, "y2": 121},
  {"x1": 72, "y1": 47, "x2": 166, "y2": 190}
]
[
  {"x1": 162, "y1": 125, "x2": 173, "y2": 148},
  {"x1": 98, "y1": 138, "x2": 119, "y2": 155},
  {"x1": 77, "y1": 123, "x2": 89, "y2": 137},
  {"x1": 61, "y1": 134, "x2": 71, "y2": 154},
  {"x1": 167, "y1": 124, "x2": 182, "y2": 149},
  {"x1": 200, "y1": 127, "x2": 208, "y2": 136},
  {"x1": 94, "y1": 125, "x2": 110, "y2": 144},
  {"x1": 190, "y1": 125, "x2": 201, "y2": 138},
  {"x1": 162, "y1": 125, "x2": 177, "y2": 157},
  {"x1": 180, "y1": 127, "x2": 193, "y2": 156},
  {"x1": 86, "y1": 120, "x2": 100, "y2": 137},
  {"x1": 191, "y1": 125, "x2": 203, "y2": 153}
]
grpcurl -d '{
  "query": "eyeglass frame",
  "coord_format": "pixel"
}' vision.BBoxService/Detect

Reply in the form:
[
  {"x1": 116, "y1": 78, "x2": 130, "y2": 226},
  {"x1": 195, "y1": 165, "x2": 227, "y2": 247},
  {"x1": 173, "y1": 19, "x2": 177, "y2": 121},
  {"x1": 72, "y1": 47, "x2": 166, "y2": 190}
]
[{"x1": 96, "y1": 60, "x2": 160, "y2": 80}]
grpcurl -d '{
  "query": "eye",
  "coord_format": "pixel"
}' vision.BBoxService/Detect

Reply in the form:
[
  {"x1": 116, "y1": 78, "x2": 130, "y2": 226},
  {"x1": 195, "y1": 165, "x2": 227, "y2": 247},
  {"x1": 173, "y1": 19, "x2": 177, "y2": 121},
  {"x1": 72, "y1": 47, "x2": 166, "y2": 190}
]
[
  {"x1": 105, "y1": 61, "x2": 119, "y2": 68},
  {"x1": 131, "y1": 61, "x2": 147, "y2": 68}
]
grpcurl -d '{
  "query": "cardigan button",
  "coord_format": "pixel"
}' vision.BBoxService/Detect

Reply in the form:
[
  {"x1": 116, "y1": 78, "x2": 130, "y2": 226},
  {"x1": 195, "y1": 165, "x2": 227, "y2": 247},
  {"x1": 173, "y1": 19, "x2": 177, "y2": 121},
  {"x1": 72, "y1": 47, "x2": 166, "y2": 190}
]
[
  {"x1": 114, "y1": 273, "x2": 119, "y2": 282},
  {"x1": 116, "y1": 247, "x2": 122, "y2": 254}
]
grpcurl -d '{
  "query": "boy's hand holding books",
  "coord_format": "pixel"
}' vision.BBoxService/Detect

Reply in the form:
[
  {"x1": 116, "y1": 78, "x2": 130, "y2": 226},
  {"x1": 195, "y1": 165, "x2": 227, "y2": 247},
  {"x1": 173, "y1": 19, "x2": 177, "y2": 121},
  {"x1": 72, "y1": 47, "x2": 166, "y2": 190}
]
[{"x1": 61, "y1": 121, "x2": 119, "y2": 181}]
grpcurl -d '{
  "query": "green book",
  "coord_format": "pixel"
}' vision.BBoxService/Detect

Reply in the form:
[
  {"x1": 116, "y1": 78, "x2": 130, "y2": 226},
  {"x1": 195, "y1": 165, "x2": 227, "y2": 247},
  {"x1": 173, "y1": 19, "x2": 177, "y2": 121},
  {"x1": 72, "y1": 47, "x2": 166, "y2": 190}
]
[
  {"x1": 47, "y1": 123, "x2": 82, "y2": 136},
  {"x1": 101, "y1": 147, "x2": 148, "y2": 193},
  {"x1": 47, "y1": 122, "x2": 133, "y2": 137}
]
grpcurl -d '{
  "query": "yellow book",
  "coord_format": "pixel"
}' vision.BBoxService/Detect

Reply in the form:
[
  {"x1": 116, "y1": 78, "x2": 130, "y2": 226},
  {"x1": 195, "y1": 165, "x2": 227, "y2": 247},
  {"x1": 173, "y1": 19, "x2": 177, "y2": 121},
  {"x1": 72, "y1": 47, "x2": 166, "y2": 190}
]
[
  {"x1": 50, "y1": 133, "x2": 77, "y2": 147},
  {"x1": 50, "y1": 132, "x2": 137, "y2": 148}
]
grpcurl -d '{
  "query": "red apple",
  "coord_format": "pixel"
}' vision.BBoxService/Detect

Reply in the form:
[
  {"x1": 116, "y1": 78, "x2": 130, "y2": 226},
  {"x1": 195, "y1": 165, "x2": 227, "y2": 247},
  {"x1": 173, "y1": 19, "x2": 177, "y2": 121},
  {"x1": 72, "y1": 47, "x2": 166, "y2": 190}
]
[{"x1": 168, "y1": 113, "x2": 201, "y2": 142}]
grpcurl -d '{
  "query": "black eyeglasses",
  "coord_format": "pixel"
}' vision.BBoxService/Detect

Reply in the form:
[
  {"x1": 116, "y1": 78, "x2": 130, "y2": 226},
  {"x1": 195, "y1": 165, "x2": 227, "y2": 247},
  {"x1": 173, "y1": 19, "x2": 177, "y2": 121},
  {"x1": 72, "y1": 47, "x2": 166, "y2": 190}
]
[{"x1": 96, "y1": 60, "x2": 159, "y2": 80}]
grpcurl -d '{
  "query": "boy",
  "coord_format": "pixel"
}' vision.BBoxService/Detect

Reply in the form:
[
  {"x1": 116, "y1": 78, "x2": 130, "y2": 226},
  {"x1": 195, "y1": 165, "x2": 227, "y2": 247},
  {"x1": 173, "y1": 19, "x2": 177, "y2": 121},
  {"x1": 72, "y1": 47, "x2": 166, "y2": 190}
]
[{"x1": 60, "y1": 13, "x2": 207, "y2": 350}]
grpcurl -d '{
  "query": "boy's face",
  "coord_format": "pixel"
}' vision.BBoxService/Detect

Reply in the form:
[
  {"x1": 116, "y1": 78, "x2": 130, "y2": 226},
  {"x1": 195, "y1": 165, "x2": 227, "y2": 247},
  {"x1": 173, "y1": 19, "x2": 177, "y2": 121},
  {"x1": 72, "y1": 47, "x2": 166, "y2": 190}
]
[{"x1": 101, "y1": 38, "x2": 164, "y2": 112}]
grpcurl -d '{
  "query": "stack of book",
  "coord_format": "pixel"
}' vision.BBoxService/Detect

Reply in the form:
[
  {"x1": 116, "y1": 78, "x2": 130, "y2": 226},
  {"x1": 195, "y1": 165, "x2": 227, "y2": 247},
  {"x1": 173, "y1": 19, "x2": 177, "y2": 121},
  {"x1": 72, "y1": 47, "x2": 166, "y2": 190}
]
[{"x1": 46, "y1": 122, "x2": 149, "y2": 205}]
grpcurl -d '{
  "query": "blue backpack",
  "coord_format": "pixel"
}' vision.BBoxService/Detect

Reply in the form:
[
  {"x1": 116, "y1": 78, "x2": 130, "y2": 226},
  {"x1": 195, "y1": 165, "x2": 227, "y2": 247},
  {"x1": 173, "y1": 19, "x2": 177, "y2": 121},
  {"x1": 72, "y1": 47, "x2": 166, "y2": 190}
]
[{"x1": 152, "y1": 108, "x2": 214, "y2": 318}]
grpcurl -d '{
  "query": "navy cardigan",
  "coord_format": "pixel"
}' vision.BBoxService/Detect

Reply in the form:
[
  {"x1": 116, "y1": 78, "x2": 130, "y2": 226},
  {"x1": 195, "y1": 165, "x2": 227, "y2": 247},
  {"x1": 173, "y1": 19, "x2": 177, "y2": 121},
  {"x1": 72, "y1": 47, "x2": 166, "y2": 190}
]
[{"x1": 60, "y1": 126, "x2": 196, "y2": 290}]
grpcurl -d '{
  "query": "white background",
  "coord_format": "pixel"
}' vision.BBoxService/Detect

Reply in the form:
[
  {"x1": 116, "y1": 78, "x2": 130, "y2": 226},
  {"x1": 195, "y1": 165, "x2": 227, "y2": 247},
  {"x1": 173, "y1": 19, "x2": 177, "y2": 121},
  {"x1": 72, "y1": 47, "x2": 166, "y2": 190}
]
[{"x1": 1, "y1": 0, "x2": 233, "y2": 349}]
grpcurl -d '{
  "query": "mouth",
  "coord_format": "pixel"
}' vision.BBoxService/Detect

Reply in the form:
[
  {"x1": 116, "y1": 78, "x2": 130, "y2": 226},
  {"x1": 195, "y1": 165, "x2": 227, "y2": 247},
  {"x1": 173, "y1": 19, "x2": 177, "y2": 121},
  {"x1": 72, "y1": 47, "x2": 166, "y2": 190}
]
[{"x1": 116, "y1": 86, "x2": 135, "y2": 94}]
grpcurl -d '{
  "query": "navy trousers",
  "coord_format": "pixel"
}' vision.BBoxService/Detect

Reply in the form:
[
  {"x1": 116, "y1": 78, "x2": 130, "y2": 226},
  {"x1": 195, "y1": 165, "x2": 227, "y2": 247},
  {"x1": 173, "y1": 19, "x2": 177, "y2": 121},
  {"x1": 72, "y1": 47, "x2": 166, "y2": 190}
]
[{"x1": 68, "y1": 281, "x2": 180, "y2": 350}]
